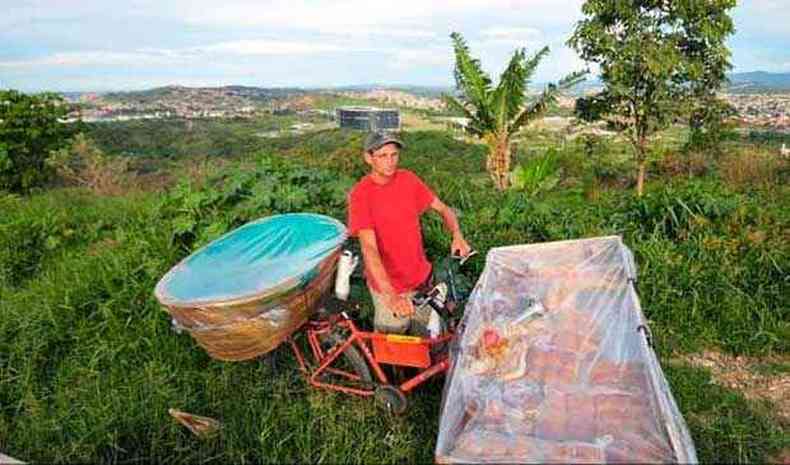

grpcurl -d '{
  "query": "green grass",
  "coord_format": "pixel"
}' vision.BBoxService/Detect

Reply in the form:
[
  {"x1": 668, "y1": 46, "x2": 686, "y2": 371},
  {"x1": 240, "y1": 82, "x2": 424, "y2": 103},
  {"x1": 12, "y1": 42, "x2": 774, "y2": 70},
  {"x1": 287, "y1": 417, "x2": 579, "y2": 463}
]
[
  {"x1": 666, "y1": 363, "x2": 789, "y2": 463},
  {"x1": 1, "y1": 127, "x2": 788, "y2": 463},
  {"x1": 750, "y1": 361, "x2": 790, "y2": 377}
]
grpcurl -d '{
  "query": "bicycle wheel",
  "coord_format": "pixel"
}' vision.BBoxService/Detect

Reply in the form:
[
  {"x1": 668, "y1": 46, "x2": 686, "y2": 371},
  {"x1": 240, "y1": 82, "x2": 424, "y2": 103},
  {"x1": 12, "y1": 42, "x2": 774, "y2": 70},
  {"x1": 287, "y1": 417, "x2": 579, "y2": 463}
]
[
  {"x1": 374, "y1": 385, "x2": 408, "y2": 415},
  {"x1": 318, "y1": 330, "x2": 373, "y2": 384}
]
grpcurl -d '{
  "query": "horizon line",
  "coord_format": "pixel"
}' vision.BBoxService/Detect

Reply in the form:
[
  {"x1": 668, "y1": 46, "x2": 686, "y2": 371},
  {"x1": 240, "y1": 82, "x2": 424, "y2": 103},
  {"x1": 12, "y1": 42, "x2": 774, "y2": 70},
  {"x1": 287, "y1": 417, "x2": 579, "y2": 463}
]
[{"x1": 3, "y1": 69, "x2": 788, "y2": 95}]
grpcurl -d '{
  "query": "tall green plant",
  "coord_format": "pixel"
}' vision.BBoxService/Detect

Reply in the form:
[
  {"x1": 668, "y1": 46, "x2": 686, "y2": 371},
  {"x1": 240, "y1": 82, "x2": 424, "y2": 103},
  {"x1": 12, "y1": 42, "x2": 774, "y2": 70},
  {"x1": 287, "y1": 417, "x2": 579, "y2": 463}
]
[
  {"x1": 569, "y1": 0, "x2": 736, "y2": 196},
  {"x1": 444, "y1": 32, "x2": 584, "y2": 190},
  {"x1": 511, "y1": 148, "x2": 561, "y2": 195}
]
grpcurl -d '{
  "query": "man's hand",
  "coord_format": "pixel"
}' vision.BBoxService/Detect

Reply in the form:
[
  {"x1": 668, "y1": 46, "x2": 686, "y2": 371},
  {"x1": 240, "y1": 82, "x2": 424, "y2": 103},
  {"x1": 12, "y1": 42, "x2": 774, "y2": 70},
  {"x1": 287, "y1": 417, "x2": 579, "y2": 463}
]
[
  {"x1": 451, "y1": 234, "x2": 472, "y2": 258},
  {"x1": 388, "y1": 294, "x2": 415, "y2": 317}
]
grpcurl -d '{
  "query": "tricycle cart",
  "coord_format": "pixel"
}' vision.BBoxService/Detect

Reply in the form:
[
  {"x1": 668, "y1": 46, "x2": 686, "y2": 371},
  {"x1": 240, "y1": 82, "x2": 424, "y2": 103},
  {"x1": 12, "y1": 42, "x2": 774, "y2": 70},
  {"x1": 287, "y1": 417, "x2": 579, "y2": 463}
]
[{"x1": 155, "y1": 213, "x2": 474, "y2": 414}]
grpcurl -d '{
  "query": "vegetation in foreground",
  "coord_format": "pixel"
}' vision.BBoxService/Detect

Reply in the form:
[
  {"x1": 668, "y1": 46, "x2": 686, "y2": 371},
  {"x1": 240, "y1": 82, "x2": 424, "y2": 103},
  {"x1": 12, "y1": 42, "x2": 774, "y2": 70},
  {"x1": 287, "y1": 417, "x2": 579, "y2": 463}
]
[{"x1": 1, "y1": 124, "x2": 788, "y2": 463}]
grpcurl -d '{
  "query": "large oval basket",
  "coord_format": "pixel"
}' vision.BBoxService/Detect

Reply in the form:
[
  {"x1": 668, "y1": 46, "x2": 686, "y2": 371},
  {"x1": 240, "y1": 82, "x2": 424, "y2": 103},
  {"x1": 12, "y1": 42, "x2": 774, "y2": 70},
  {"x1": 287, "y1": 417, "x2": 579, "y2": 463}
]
[{"x1": 155, "y1": 213, "x2": 347, "y2": 361}]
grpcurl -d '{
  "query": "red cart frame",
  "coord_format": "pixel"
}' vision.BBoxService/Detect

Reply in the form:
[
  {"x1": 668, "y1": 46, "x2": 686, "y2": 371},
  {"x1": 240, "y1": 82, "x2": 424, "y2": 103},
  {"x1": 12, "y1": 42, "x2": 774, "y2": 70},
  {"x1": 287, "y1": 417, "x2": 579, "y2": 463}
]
[
  {"x1": 288, "y1": 311, "x2": 455, "y2": 414},
  {"x1": 286, "y1": 252, "x2": 475, "y2": 414}
]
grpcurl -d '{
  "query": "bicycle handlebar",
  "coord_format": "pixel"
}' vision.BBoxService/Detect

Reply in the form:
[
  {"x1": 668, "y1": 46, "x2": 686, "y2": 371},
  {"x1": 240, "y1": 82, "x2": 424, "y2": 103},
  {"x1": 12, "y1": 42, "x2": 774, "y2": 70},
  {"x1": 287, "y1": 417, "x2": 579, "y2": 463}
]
[{"x1": 452, "y1": 249, "x2": 477, "y2": 267}]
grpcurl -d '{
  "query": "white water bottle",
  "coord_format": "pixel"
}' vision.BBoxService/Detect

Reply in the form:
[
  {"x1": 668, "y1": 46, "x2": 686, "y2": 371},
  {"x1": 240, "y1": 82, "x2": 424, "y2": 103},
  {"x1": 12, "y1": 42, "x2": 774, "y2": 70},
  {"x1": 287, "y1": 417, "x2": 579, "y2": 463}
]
[
  {"x1": 334, "y1": 250, "x2": 358, "y2": 301},
  {"x1": 427, "y1": 310, "x2": 441, "y2": 338}
]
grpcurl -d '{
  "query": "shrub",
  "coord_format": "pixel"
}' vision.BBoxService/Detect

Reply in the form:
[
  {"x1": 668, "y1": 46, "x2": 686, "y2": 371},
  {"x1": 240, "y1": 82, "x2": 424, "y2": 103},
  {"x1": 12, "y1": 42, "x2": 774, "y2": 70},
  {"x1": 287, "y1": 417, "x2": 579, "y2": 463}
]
[
  {"x1": 620, "y1": 181, "x2": 739, "y2": 240},
  {"x1": 46, "y1": 133, "x2": 132, "y2": 195},
  {"x1": 565, "y1": 134, "x2": 633, "y2": 187},
  {"x1": 718, "y1": 147, "x2": 787, "y2": 189},
  {"x1": 655, "y1": 150, "x2": 710, "y2": 179},
  {"x1": 157, "y1": 153, "x2": 355, "y2": 251}
]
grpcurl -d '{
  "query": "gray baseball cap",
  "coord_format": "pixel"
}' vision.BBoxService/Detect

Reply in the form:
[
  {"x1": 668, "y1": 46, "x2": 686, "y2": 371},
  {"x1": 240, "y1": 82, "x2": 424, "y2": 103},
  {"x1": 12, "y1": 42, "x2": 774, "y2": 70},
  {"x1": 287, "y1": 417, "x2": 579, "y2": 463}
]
[{"x1": 364, "y1": 131, "x2": 404, "y2": 153}]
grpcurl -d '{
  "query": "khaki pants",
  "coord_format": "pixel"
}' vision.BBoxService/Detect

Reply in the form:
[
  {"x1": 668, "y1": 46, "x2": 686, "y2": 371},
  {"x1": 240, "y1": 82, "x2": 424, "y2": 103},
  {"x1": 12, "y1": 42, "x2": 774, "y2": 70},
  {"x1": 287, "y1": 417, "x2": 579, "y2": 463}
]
[{"x1": 371, "y1": 287, "x2": 432, "y2": 335}]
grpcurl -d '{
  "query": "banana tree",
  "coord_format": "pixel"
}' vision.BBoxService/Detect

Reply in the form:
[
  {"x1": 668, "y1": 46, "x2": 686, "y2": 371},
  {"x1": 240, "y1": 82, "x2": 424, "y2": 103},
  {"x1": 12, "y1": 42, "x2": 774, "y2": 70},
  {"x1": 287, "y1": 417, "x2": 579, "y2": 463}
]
[{"x1": 443, "y1": 32, "x2": 585, "y2": 190}]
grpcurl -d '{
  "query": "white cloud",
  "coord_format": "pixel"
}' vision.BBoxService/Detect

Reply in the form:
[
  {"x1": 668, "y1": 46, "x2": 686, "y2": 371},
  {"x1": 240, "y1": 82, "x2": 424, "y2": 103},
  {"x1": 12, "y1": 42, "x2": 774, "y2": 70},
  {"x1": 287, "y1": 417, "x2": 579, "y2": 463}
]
[
  {"x1": 535, "y1": 43, "x2": 590, "y2": 81},
  {"x1": 179, "y1": 0, "x2": 583, "y2": 33},
  {"x1": 180, "y1": 0, "x2": 441, "y2": 35},
  {"x1": 344, "y1": 28, "x2": 438, "y2": 39},
  {"x1": 0, "y1": 37, "x2": 374, "y2": 69},
  {"x1": 387, "y1": 48, "x2": 452, "y2": 70},
  {"x1": 482, "y1": 27, "x2": 542, "y2": 41},
  {"x1": 480, "y1": 26, "x2": 544, "y2": 50},
  {"x1": 0, "y1": 51, "x2": 181, "y2": 68},
  {"x1": 192, "y1": 39, "x2": 352, "y2": 56}
]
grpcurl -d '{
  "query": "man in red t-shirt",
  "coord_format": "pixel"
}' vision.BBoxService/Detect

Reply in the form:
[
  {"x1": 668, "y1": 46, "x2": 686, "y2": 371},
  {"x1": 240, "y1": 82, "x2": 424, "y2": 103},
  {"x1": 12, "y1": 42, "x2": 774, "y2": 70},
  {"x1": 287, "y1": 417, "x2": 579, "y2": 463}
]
[{"x1": 347, "y1": 131, "x2": 471, "y2": 334}]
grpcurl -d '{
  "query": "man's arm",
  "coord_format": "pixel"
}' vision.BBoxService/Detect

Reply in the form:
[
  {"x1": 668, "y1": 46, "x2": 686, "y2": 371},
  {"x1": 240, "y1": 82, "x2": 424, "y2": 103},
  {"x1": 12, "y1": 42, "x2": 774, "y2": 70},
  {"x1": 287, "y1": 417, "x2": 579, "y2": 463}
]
[
  {"x1": 430, "y1": 197, "x2": 472, "y2": 257},
  {"x1": 357, "y1": 229, "x2": 396, "y2": 296},
  {"x1": 357, "y1": 229, "x2": 415, "y2": 316}
]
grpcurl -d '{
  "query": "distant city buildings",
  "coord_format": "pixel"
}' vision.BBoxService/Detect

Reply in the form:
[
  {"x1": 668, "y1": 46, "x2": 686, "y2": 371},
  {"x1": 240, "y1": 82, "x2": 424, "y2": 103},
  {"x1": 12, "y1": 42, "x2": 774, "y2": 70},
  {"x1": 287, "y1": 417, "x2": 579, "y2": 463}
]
[
  {"x1": 58, "y1": 86, "x2": 790, "y2": 135},
  {"x1": 64, "y1": 86, "x2": 280, "y2": 122},
  {"x1": 336, "y1": 106, "x2": 400, "y2": 131},
  {"x1": 340, "y1": 89, "x2": 445, "y2": 111},
  {"x1": 725, "y1": 93, "x2": 790, "y2": 132}
]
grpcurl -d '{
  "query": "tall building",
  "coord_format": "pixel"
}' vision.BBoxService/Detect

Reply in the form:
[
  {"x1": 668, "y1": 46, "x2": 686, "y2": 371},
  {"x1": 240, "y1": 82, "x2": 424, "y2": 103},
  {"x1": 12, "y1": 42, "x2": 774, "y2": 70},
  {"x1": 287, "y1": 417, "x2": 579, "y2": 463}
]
[{"x1": 336, "y1": 106, "x2": 400, "y2": 131}]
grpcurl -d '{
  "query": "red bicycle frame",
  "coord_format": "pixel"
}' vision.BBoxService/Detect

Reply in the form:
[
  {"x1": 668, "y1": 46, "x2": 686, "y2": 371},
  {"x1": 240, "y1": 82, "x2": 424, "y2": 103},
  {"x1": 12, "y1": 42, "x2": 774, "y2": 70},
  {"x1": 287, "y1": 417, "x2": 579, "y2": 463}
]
[{"x1": 288, "y1": 312, "x2": 453, "y2": 397}]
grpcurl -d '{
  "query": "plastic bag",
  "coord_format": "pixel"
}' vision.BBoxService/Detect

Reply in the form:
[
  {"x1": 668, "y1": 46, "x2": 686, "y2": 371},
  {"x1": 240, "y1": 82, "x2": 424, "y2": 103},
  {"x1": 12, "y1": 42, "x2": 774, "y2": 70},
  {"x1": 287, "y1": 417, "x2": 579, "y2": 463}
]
[
  {"x1": 154, "y1": 213, "x2": 347, "y2": 360},
  {"x1": 156, "y1": 213, "x2": 347, "y2": 307},
  {"x1": 435, "y1": 236, "x2": 697, "y2": 464}
]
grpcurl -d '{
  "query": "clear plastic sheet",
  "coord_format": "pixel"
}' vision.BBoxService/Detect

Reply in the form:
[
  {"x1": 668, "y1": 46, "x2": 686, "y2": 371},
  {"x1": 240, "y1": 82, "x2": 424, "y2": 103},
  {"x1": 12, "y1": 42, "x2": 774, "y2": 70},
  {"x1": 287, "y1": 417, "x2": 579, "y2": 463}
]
[{"x1": 435, "y1": 236, "x2": 697, "y2": 464}]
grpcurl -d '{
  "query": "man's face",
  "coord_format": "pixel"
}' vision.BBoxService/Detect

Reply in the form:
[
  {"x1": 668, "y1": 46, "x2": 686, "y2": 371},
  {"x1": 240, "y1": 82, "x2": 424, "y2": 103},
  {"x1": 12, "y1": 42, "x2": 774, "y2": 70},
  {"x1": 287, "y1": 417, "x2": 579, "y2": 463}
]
[{"x1": 364, "y1": 142, "x2": 400, "y2": 178}]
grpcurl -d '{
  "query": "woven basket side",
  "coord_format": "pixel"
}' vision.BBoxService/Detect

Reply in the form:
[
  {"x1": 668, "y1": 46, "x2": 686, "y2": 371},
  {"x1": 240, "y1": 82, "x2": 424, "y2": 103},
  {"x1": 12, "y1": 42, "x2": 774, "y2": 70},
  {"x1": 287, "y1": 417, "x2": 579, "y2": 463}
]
[
  {"x1": 165, "y1": 276, "x2": 302, "y2": 329},
  {"x1": 164, "y1": 251, "x2": 339, "y2": 361}
]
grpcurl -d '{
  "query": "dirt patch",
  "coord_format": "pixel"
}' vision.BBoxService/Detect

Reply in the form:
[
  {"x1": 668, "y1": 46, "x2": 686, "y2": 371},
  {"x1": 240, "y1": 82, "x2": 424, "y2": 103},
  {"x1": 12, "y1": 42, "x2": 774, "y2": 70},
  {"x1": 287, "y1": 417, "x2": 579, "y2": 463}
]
[
  {"x1": 768, "y1": 448, "x2": 790, "y2": 465},
  {"x1": 677, "y1": 350, "x2": 790, "y2": 422}
]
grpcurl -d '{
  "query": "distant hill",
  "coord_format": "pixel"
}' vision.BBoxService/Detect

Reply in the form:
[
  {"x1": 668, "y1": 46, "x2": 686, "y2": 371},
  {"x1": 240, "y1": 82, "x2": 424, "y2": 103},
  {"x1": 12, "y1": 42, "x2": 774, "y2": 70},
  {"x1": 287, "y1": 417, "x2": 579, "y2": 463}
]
[
  {"x1": 538, "y1": 72, "x2": 790, "y2": 94},
  {"x1": 728, "y1": 71, "x2": 790, "y2": 93},
  {"x1": 103, "y1": 85, "x2": 308, "y2": 104},
  {"x1": 61, "y1": 71, "x2": 790, "y2": 108},
  {"x1": 98, "y1": 84, "x2": 455, "y2": 105}
]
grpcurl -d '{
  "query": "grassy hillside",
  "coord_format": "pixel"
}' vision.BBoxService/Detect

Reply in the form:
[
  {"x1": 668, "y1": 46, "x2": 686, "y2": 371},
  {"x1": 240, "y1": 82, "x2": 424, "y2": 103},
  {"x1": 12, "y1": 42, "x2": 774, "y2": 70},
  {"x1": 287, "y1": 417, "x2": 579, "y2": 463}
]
[{"x1": 1, "y1": 128, "x2": 788, "y2": 463}]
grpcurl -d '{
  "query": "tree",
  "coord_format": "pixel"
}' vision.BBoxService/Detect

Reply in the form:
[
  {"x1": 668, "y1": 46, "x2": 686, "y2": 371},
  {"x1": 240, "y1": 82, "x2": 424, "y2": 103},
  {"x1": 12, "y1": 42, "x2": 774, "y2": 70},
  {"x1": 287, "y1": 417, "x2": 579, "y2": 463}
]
[
  {"x1": 569, "y1": 0, "x2": 736, "y2": 195},
  {"x1": 685, "y1": 96, "x2": 737, "y2": 158},
  {"x1": 681, "y1": 0, "x2": 737, "y2": 157},
  {"x1": 444, "y1": 32, "x2": 585, "y2": 190},
  {"x1": 0, "y1": 90, "x2": 75, "y2": 192}
]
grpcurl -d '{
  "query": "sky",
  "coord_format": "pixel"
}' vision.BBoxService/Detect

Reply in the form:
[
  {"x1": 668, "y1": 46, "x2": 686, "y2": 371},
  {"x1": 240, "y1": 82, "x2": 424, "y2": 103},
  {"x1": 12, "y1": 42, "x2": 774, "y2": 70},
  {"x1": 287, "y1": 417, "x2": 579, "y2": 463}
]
[{"x1": 1, "y1": 0, "x2": 789, "y2": 92}]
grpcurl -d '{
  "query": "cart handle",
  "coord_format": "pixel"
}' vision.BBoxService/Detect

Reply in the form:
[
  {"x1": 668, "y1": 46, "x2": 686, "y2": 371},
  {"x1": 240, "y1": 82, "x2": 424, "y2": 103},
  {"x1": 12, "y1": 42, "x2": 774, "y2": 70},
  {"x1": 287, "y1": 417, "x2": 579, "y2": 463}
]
[{"x1": 452, "y1": 249, "x2": 478, "y2": 267}]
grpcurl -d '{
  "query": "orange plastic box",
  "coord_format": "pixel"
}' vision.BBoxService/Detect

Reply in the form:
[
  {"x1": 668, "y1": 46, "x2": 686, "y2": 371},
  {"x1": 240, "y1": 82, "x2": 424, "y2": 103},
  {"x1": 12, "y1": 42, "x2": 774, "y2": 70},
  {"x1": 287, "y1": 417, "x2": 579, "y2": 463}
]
[{"x1": 372, "y1": 334, "x2": 431, "y2": 368}]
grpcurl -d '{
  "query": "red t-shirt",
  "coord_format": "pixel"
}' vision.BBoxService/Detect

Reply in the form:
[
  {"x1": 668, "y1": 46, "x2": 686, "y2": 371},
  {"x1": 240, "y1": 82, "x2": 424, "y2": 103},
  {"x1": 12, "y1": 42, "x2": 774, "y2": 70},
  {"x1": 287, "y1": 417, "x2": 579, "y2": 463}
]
[{"x1": 347, "y1": 169, "x2": 436, "y2": 293}]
